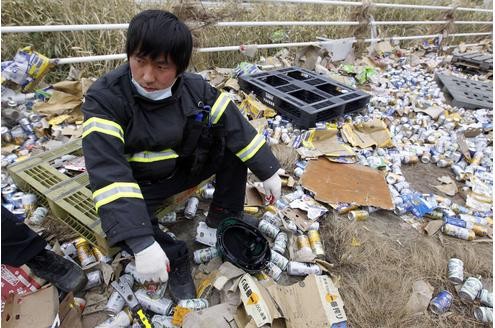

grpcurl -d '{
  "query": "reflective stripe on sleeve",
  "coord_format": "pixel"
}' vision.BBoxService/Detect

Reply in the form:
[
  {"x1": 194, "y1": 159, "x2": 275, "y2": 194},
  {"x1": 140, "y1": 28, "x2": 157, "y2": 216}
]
[
  {"x1": 127, "y1": 149, "x2": 179, "y2": 163},
  {"x1": 92, "y1": 182, "x2": 143, "y2": 211},
  {"x1": 82, "y1": 117, "x2": 124, "y2": 143},
  {"x1": 210, "y1": 93, "x2": 231, "y2": 125},
  {"x1": 235, "y1": 134, "x2": 266, "y2": 162}
]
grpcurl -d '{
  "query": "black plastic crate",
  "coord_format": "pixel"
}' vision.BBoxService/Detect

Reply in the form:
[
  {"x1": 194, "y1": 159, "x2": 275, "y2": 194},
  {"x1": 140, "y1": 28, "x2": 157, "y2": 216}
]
[
  {"x1": 238, "y1": 67, "x2": 371, "y2": 128},
  {"x1": 435, "y1": 73, "x2": 492, "y2": 109},
  {"x1": 452, "y1": 52, "x2": 493, "y2": 73}
]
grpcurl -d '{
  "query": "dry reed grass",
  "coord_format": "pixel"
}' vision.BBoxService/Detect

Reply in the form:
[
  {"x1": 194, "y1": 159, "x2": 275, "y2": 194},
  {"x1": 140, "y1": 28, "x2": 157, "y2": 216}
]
[
  {"x1": 1, "y1": 0, "x2": 491, "y2": 81},
  {"x1": 321, "y1": 211, "x2": 492, "y2": 328}
]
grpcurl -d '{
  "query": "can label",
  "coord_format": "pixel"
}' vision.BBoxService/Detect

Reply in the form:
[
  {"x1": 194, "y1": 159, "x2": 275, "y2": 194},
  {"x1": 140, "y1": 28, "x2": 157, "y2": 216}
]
[
  {"x1": 447, "y1": 258, "x2": 464, "y2": 284},
  {"x1": 270, "y1": 250, "x2": 289, "y2": 271},
  {"x1": 307, "y1": 230, "x2": 325, "y2": 256},
  {"x1": 429, "y1": 290, "x2": 453, "y2": 314},
  {"x1": 177, "y1": 298, "x2": 209, "y2": 311},
  {"x1": 193, "y1": 247, "x2": 219, "y2": 264},
  {"x1": 287, "y1": 261, "x2": 322, "y2": 276},
  {"x1": 459, "y1": 277, "x2": 483, "y2": 301},
  {"x1": 258, "y1": 219, "x2": 280, "y2": 239},
  {"x1": 272, "y1": 232, "x2": 287, "y2": 254},
  {"x1": 444, "y1": 217, "x2": 473, "y2": 229}
]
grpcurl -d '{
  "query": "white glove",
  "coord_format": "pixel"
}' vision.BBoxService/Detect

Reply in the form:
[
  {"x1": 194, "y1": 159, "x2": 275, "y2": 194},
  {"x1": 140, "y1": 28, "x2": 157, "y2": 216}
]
[
  {"x1": 134, "y1": 241, "x2": 169, "y2": 284},
  {"x1": 262, "y1": 173, "x2": 282, "y2": 204}
]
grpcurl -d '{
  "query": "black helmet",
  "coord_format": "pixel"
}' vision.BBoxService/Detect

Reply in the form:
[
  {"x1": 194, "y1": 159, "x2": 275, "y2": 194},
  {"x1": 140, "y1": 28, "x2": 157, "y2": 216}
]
[{"x1": 216, "y1": 217, "x2": 271, "y2": 273}]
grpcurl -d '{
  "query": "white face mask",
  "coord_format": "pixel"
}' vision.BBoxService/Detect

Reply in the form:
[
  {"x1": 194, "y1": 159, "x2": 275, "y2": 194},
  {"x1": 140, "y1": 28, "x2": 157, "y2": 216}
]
[{"x1": 131, "y1": 77, "x2": 176, "y2": 101}]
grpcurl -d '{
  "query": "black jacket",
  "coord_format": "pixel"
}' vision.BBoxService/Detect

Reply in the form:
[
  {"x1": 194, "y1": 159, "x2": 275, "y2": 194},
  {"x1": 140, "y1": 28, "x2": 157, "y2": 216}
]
[{"x1": 82, "y1": 64, "x2": 280, "y2": 246}]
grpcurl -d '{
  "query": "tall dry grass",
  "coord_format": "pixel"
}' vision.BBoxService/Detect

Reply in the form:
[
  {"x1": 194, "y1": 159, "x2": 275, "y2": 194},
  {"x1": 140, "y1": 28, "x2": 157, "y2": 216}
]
[
  {"x1": 1, "y1": 0, "x2": 492, "y2": 81},
  {"x1": 321, "y1": 211, "x2": 492, "y2": 328}
]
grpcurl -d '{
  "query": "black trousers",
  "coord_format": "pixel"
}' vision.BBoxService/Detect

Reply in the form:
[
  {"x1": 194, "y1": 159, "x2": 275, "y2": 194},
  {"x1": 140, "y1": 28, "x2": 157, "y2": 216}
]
[
  {"x1": 1, "y1": 206, "x2": 47, "y2": 267},
  {"x1": 131, "y1": 149, "x2": 247, "y2": 262}
]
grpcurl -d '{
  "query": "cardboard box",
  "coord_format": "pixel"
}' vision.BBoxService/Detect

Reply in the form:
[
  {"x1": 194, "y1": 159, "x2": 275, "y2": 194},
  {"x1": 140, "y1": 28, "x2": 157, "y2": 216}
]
[
  {"x1": 1, "y1": 264, "x2": 44, "y2": 301},
  {"x1": 236, "y1": 274, "x2": 347, "y2": 328},
  {"x1": 1, "y1": 285, "x2": 59, "y2": 328}
]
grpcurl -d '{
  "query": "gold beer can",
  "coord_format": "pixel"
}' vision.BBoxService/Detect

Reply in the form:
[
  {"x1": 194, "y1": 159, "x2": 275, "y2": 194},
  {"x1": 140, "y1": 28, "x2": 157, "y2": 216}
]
[{"x1": 307, "y1": 230, "x2": 325, "y2": 256}]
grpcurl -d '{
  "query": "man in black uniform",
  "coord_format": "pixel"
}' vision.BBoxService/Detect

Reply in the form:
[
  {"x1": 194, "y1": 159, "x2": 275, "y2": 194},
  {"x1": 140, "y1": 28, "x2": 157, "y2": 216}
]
[
  {"x1": 82, "y1": 10, "x2": 282, "y2": 300},
  {"x1": 1, "y1": 206, "x2": 87, "y2": 293}
]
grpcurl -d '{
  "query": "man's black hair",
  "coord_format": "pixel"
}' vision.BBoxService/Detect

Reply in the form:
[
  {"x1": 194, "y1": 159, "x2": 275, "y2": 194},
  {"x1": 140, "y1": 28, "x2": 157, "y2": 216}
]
[{"x1": 126, "y1": 10, "x2": 193, "y2": 74}]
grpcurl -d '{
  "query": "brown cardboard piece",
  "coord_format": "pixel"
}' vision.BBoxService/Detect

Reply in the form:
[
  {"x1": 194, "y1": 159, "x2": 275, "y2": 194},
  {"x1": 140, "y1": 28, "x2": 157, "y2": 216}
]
[
  {"x1": 424, "y1": 220, "x2": 444, "y2": 236},
  {"x1": 245, "y1": 185, "x2": 264, "y2": 206},
  {"x1": 267, "y1": 274, "x2": 347, "y2": 328},
  {"x1": 405, "y1": 280, "x2": 434, "y2": 315},
  {"x1": 309, "y1": 129, "x2": 355, "y2": 158},
  {"x1": 301, "y1": 158, "x2": 394, "y2": 209},
  {"x1": 1, "y1": 285, "x2": 59, "y2": 328},
  {"x1": 59, "y1": 292, "x2": 83, "y2": 328},
  {"x1": 341, "y1": 119, "x2": 393, "y2": 148},
  {"x1": 183, "y1": 303, "x2": 238, "y2": 328}
]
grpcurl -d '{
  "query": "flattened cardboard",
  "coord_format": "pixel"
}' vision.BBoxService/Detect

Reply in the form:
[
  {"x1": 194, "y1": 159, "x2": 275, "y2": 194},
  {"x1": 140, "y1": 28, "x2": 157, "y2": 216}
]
[
  {"x1": 267, "y1": 274, "x2": 347, "y2": 328},
  {"x1": 341, "y1": 119, "x2": 393, "y2": 148},
  {"x1": 59, "y1": 292, "x2": 83, "y2": 328},
  {"x1": 2, "y1": 285, "x2": 59, "y2": 328},
  {"x1": 245, "y1": 185, "x2": 264, "y2": 206},
  {"x1": 183, "y1": 303, "x2": 238, "y2": 328},
  {"x1": 301, "y1": 158, "x2": 394, "y2": 210},
  {"x1": 307, "y1": 128, "x2": 355, "y2": 158}
]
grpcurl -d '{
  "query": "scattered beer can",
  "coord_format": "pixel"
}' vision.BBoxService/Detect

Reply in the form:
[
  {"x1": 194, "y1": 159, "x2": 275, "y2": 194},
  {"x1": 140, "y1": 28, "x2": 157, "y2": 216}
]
[
  {"x1": 201, "y1": 186, "x2": 215, "y2": 200},
  {"x1": 295, "y1": 233, "x2": 312, "y2": 253},
  {"x1": 105, "y1": 274, "x2": 135, "y2": 315},
  {"x1": 474, "y1": 307, "x2": 493, "y2": 323},
  {"x1": 270, "y1": 249, "x2": 289, "y2": 271},
  {"x1": 287, "y1": 261, "x2": 322, "y2": 276},
  {"x1": 447, "y1": 258, "x2": 464, "y2": 284},
  {"x1": 93, "y1": 247, "x2": 112, "y2": 263},
  {"x1": 177, "y1": 298, "x2": 209, "y2": 311},
  {"x1": 11, "y1": 191, "x2": 24, "y2": 208},
  {"x1": 307, "y1": 229, "x2": 325, "y2": 256},
  {"x1": 258, "y1": 219, "x2": 280, "y2": 239},
  {"x1": 151, "y1": 315, "x2": 176, "y2": 328},
  {"x1": 272, "y1": 231, "x2": 288, "y2": 254},
  {"x1": 1, "y1": 126, "x2": 13, "y2": 144},
  {"x1": 184, "y1": 197, "x2": 199, "y2": 219},
  {"x1": 29, "y1": 206, "x2": 48, "y2": 225},
  {"x1": 135, "y1": 289, "x2": 173, "y2": 315},
  {"x1": 2, "y1": 185, "x2": 17, "y2": 203},
  {"x1": 442, "y1": 224, "x2": 475, "y2": 241},
  {"x1": 459, "y1": 277, "x2": 483, "y2": 302},
  {"x1": 244, "y1": 206, "x2": 259, "y2": 215},
  {"x1": 429, "y1": 290, "x2": 453, "y2": 315},
  {"x1": 158, "y1": 211, "x2": 177, "y2": 224},
  {"x1": 261, "y1": 211, "x2": 282, "y2": 227},
  {"x1": 479, "y1": 289, "x2": 493, "y2": 308},
  {"x1": 264, "y1": 261, "x2": 282, "y2": 281},
  {"x1": 193, "y1": 246, "x2": 219, "y2": 264},
  {"x1": 348, "y1": 210, "x2": 369, "y2": 221},
  {"x1": 84, "y1": 270, "x2": 103, "y2": 290},
  {"x1": 95, "y1": 310, "x2": 133, "y2": 328},
  {"x1": 75, "y1": 238, "x2": 97, "y2": 267},
  {"x1": 144, "y1": 281, "x2": 168, "y2": 300}
]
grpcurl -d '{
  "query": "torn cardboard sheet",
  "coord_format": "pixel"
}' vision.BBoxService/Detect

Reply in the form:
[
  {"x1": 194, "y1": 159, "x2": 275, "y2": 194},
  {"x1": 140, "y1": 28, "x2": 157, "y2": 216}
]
[
  {"x1": 237, "y1": 274, "x2": 283, "y2": 327},
  {"x1": 341, "y1": 118, "x2": 393, "y2": 148},
  {"x1": 413, "y1": 105, "x2": 444, "y2": 120},
  {"x1": 245, "y1": 185, "x2": 264, "y2": 207},
  {"x1": 303, "y1": 128, "x2": 356, "y2": 163},
  {"x1": 320, "y1": 37, "x2": 355, "y2": 62},
  {"x1": 267, "y1": 274, "x2": 347, "y2": 328},
  {"x1": 301, "y1": 158, "x2": 394, "y2": 210},
  {"x1": 240, "y1": 94, "x2": 277, "y2": 119},
  {"x1": 424, "y1": 220, "x2": 444, "y2": 236},
  {"x1": 433, "y1": 176, "x2": 458, "y2": 196},
  {"x1": 2, "y1": 285, "x2": 59, "y2": 328},
  {"x1": 282, "y1": 207, "x2": 313, "y2": 231},
  {"x1": 456, "y1": 133, "x2": 472, "y2": 161},
  {"x1": 183, "y1": 303, "x2": 238, "y2": 328},
  {"x1": 289, "y1": 196, "x2": 328, "y2": 221},
  {"x1": 214, "y1": 262, "x2": 246, "y2": 291},
  {"x1": 405, "y1": 280, "x2": 434, "y2": 315}
]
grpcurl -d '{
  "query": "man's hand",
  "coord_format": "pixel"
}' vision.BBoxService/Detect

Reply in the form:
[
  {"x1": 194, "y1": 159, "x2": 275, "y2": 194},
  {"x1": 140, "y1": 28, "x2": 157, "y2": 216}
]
[
  {"x1": 134, "y1": 241, "x2": 170, "y2": 283},
  {"x1": 262, "y1": 172, "x2": 282, "y2": 204}
]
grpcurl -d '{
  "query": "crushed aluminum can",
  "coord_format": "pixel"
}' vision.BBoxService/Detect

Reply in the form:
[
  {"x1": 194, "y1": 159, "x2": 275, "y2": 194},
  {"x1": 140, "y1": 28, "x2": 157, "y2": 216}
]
[
  {"x1": 135, "y1": 289, "x2": 173, "y2": 315},
  {"x1": 10, "y1": 126, "x2": 27, "y2": 145},
  {"x1": 151, "y1": 315, "x2": 176, "y2": 328},
  {"x1": 429, "y1": 290, "x2": 453, "y2": 315},
  {"x1": 307, "y1": 229, "x2": 325, "y2": 256},
  {"x1": 261, "y1": 211, "x2": 282, "y2": 227},
  {"x1": 193, "y1": 246, "x2": 219, "y2": 264},
  {"x1": 177, "y1": 298, "x2": 209, "y2": 311},
  {"x1": 348, "y1": 210, "x2": 369, "y2": 221},
  {"x1": 258, "y1": 219, "x2": 280, "y2": 239},
  {"x1": 158, "y1": 211, "x2": 177, "y2": 224},
  {"x1": 270, "y1": 249, "x2": 289, "y2": 271},
  {"x1": 442, "y1": 224, "x2": 475, "y2": 241},
  {"x1": 29, "y1": 206, "x2": 48, "y2": 225},
  {"x1": 447, "y1": 258, "x2": 464, "y2": 284},
  {"x1": 474, "y1": 307, "x2": 493, "y2": 323},
  {"x1": 459, "y1": 277, "x2": 483, "y2": 302},
  {"x1": 84, "y1": 270, "x2": 103, "y2": 290},
  {"x1": 105, "y1": 274, "x2": 135, "y2": 315},
  {"x1": 201, "y1": 186, "x2": 215, "y2": 200},
  {"x1": 2, "y1": 185, "x2": 17, "y2": 203},
  {"x1": 264, "y1": 261, "x2": 282, "y2": 281},
  {"x1": 184, "y1": 197, "x2": 199, "y2": 219},
  {"x1": 75, "y1": 237, "x2": 97, "y2": 266},
  {"x1": 479, "y1": 289, "x2": 493, "y2": 308},
  {"x1": 402, "y1": 155, "x2": 419, "y2": 164},
  {"x1": 287, "y1": 261, "x2": 322, "y2": 276},
  {"x1": 11, "y1": 191, "x2": 24, "y2": 208},
  {"x1": 336, "y1": 203, "x2": 360, "y2": 215},
  {"x1": 1, "y1": 126, "x2": 13, "y2": 144},
  {"x1": 272, "y1": 231, "x2": 288, "y2": 254},
  {"x1": 424, "y1": 209, "x2": 443, "y2": 220},
  {"x1": 95, "y1": 309, "x2": 132, "y2": 328}
]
